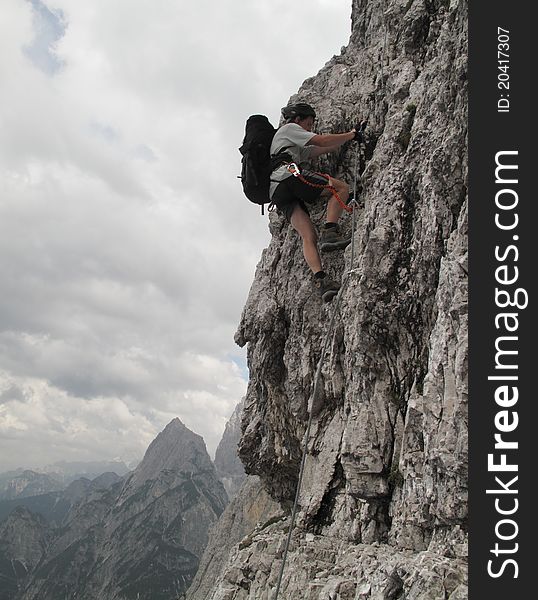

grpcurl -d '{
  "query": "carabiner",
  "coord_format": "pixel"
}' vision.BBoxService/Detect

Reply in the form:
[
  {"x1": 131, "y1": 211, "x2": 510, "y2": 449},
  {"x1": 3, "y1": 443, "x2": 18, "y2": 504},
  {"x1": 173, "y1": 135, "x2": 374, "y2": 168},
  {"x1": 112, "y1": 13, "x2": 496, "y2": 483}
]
[{"x1": 286, "y1": 162, "x2": 301, "y2": 177}]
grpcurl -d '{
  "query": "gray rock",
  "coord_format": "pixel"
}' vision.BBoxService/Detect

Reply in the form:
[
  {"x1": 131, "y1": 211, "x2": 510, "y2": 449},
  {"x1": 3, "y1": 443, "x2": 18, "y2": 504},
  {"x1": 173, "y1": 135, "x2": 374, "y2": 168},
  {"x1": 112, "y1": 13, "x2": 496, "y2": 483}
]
[
  {"x1": 204, "y1": 0, "x2": 468, "y2": 597},
  {"x1": 197, "y1": 518, "x2": 467, "y2": 599},
  {"x1": 214, "y1": 399, "x2": 246, "y2": 500},
  {"x1": 186, "y1": 476, "x2": 281, "y2": 600}
]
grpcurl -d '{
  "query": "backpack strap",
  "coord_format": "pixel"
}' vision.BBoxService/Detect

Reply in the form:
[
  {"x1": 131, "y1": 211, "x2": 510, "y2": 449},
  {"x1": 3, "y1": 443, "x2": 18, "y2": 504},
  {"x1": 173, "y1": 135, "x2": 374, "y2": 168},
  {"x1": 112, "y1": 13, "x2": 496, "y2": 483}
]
[{"x1": 270, "y1": 148, "x2": 293, "y2": 172}]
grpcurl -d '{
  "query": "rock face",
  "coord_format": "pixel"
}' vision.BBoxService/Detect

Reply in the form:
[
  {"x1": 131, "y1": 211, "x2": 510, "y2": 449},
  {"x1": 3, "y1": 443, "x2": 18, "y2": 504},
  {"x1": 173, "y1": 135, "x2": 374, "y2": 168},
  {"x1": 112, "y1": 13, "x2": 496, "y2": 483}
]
[
  {"x1": 214, "y1": 399, "x2": 246, "y2": 500},
  {"x1": 17, "y1": 419, "x2": 228, "y2": 600},
  {"x1": 196, "y1": 0, "x2": 468, "y2": 597},
  {"x1": 0, "y1": 507, "x2": 51, "y2": 600},
  {"x1": 186, "y1": 477, "x2": 281, "y2": 600}
]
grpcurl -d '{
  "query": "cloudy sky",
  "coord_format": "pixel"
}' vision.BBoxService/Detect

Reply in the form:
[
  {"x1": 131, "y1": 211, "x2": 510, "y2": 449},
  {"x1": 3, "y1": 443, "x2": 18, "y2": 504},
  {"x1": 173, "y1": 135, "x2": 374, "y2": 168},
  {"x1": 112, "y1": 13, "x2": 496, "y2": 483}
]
[{"x1": 0, "y1": 0, "x2": 351, "y2": 472}]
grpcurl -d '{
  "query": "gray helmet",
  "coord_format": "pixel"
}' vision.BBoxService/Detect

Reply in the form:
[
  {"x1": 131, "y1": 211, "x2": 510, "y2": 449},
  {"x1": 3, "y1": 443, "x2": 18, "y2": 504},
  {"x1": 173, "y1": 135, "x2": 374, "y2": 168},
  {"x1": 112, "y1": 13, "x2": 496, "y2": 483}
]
[{"x1": 281, "y1": 102, "x2": 316, "y2": 121}]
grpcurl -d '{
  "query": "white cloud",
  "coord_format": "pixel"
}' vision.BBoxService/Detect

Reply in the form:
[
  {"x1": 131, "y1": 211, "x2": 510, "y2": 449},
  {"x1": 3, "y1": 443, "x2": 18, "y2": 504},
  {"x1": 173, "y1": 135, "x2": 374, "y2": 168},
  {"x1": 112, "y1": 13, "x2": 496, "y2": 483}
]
[{"x1": 0, "y1": 0, "x2": 351, "y2": 470}]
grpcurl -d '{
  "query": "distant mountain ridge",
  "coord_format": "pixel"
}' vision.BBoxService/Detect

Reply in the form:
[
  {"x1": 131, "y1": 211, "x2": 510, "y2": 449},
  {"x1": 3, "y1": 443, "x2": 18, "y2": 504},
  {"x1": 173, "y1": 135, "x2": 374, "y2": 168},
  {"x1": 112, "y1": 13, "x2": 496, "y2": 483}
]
[
  {"x1": 3, "y1": 418, "x2": 229, "y2": 600},
  {"x1": 40, "y1": 459, "x2": 132, "y2": 482},
  {"x1": 0, "y1": 471, "x2": 63, "y2": 501},
  {"x1": 0, "y1": 473, "x2": 123, "y2": 525},
  {"x1": 0, "y1": 460, "x2": 131, "y2": 500}
]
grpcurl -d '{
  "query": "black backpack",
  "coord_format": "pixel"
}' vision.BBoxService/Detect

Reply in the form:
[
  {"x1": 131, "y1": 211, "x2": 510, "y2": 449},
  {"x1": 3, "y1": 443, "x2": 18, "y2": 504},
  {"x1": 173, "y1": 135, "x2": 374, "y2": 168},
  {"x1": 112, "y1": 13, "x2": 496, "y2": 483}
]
[{"x1": 239, "y1": 115, "x2": 276, "y2": 213}]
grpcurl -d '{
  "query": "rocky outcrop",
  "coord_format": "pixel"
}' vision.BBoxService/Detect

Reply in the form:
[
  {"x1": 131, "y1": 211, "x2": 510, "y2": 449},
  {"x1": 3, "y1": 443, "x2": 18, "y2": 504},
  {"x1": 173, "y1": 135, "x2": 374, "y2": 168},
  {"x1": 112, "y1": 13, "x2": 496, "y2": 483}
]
[
  {"x1": 186, "y1": 477, "x2": 281, "y2": 600},
  {"x1": 209, "y1": 522, "x2": 467, "y2": 600},
  {"x1": 214, "y1": 399, "x2": 246, "y2": 500},
  {"x1": 200, "y1": 0, "x2": 468, "y2": 597},
  {"x1": 19, "y1": 419, "x2": 228, "y2": 600}
]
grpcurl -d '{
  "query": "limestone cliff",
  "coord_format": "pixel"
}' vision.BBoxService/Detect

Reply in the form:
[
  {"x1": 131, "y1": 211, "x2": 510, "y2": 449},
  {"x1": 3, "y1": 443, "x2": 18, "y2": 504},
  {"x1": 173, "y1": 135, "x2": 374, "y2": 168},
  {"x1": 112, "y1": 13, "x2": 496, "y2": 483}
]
[
  {"x1": 214, "y1": 399, "x2": 247, "y2": 500},
  {"x1": 186, "y1": 477, "x2": 281, "y2": 600},
  {"x1": 192, "y1": 0, "x2": 468, "y2": 598}
]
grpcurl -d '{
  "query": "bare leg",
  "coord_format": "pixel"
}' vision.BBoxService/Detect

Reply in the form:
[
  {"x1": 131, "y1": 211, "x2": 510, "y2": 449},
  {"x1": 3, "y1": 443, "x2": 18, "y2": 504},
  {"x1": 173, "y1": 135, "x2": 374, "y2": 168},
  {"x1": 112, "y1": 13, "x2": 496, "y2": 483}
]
[
  {"x1": 290, "y1": 206, "x2": 322, "y2": 273},
  {"x1": 325, "y1": 177, "x2": 350, "y2": 223}
]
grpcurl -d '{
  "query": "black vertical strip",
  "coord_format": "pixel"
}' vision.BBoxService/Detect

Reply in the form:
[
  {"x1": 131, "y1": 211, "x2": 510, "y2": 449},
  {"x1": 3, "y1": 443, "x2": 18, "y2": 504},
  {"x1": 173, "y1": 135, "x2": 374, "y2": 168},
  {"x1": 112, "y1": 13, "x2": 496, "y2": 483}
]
[{"x1": 469, "y1": 1, "x2": 535, "y2": 597}]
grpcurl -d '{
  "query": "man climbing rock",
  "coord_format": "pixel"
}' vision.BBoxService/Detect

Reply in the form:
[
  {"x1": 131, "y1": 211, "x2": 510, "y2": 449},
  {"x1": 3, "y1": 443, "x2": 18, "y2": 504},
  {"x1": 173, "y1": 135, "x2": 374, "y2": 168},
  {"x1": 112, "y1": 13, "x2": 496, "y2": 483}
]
[{"x1": 269, "y1": 102, "x2": 362, "y2": 302}]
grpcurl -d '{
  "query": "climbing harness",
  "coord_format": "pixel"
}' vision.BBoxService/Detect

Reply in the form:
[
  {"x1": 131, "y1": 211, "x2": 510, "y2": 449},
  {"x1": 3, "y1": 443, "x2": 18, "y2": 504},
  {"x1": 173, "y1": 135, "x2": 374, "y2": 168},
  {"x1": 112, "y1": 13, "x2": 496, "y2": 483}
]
[
  {"x1": 272, "y1": 145, "x2": 363, "y2": 600},
  {"x1": 286, "y1": 162, "x2": 353, "y2": 214}
]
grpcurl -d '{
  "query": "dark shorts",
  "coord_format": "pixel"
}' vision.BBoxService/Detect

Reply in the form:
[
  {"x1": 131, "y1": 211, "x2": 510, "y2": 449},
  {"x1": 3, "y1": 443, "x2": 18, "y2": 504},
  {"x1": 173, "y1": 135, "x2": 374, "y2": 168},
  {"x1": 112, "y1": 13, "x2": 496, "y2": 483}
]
[{"x1": 271, "y1": 170, "x2": 329, "y2": 222}]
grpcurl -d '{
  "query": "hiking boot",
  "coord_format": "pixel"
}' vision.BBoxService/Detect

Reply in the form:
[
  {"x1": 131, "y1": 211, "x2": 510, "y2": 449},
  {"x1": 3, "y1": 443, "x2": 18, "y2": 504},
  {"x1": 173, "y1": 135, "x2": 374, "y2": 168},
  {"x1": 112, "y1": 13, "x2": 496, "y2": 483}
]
[
  {"x1": 314, "y1": 273, "x2": 340, "y2": 302},
  {"x1": 319, "y1": 225, "x2": 352, "y2": 252}
]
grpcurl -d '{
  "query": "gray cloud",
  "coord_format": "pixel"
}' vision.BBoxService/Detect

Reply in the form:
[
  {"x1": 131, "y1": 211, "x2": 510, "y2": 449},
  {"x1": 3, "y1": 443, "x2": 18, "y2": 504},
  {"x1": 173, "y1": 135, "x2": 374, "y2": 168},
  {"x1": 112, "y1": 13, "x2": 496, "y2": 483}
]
[{"x1": 0, "y1": 384, "x2": 26, "y2": 405}]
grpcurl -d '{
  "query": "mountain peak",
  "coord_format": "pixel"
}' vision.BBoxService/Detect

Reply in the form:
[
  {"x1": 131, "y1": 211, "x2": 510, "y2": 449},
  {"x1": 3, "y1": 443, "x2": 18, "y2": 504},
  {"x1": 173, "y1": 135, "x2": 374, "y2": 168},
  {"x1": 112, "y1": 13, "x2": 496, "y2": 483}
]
[
  {"x1": 8, "y1": 423, "x2": 227, "y2": 600},
  {"x1": 163, "y1": 416, "x2": 186, "y2": 432},
  {"x1": 118, "y1": 418, "x2": 215, "y2": 498}
]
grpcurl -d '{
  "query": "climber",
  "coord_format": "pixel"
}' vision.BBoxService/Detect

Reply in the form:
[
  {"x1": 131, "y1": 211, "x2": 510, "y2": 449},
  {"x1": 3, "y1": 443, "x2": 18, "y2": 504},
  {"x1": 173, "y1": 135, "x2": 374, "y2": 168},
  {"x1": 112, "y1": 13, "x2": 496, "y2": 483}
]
[{"x1": 269, "y1": 102, "x2": 363, "y2": 302}]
